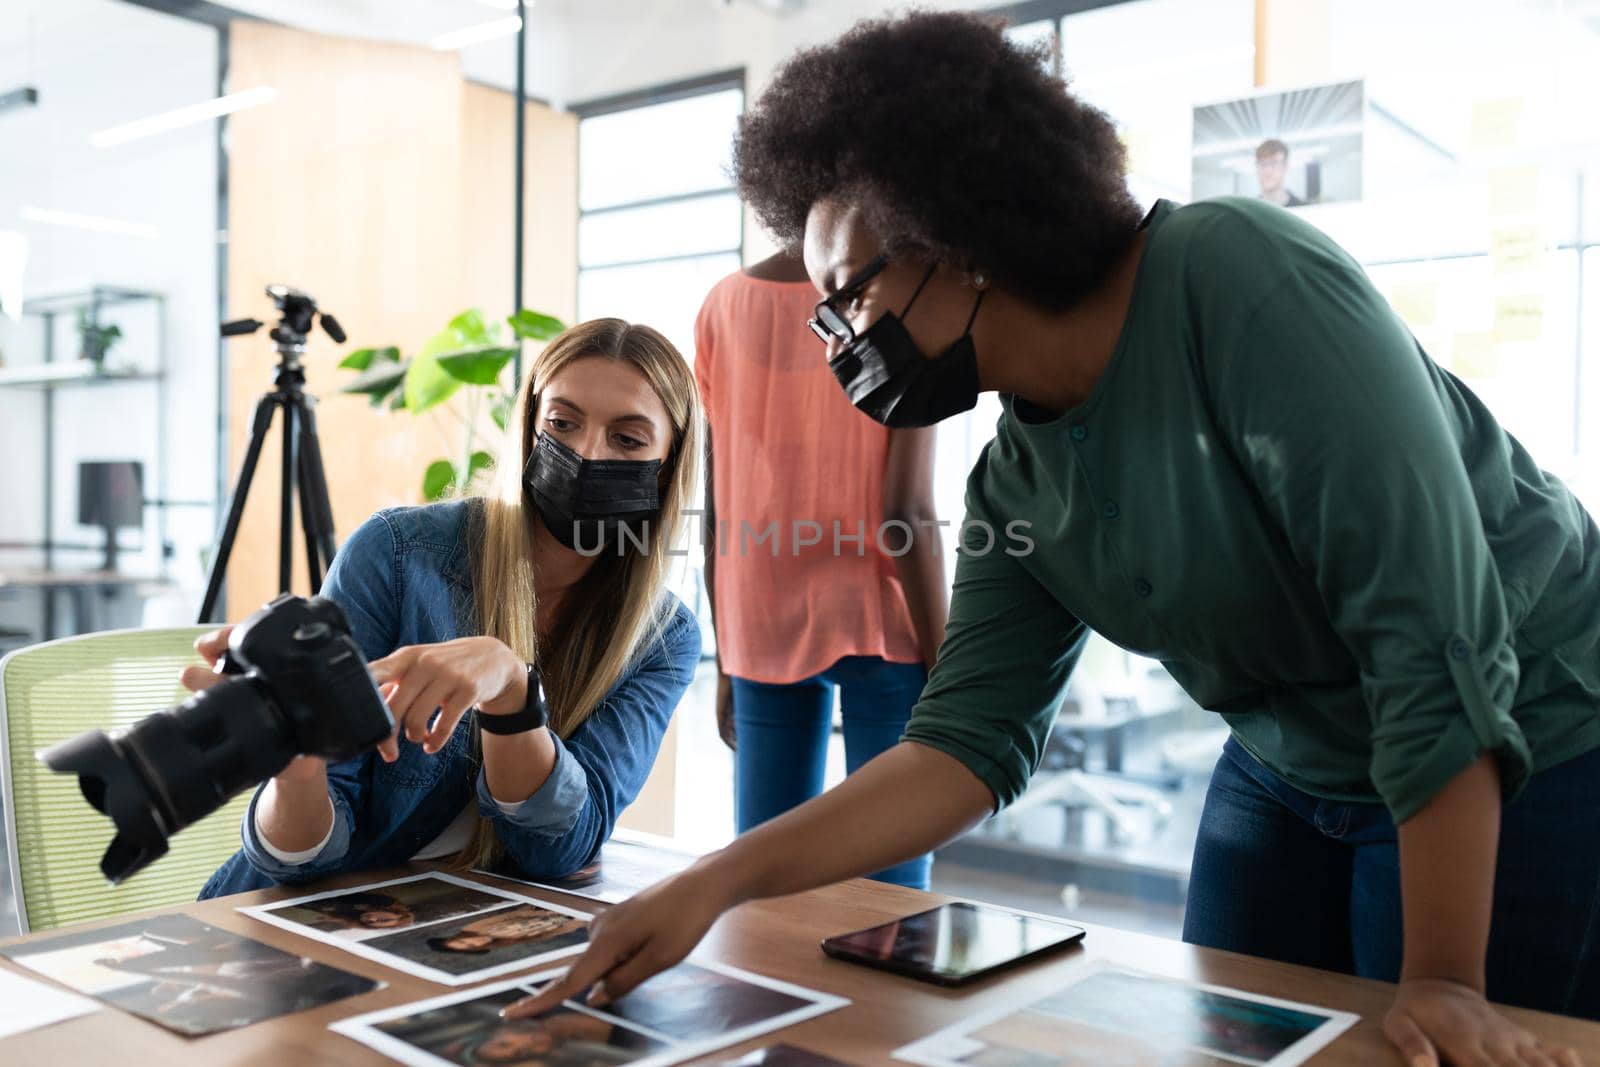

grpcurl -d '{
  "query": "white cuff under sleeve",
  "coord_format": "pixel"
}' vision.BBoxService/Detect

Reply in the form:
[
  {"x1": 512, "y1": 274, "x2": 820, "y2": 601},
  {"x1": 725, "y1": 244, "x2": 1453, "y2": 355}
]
[{"x1": 254, "y1": 801, "x2": 336, "y2": 864}]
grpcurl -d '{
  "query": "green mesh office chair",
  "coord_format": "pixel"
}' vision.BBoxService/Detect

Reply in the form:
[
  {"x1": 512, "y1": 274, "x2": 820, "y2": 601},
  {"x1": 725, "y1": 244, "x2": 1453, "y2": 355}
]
[{"x1": 0, "y1": 626, "x2": 252, "y2": 932}]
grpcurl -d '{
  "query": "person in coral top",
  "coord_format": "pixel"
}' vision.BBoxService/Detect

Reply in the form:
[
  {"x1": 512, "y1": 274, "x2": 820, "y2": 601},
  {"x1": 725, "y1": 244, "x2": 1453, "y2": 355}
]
[{"x1": 695, "y1": 248, "x2": 948, "y2": 889}]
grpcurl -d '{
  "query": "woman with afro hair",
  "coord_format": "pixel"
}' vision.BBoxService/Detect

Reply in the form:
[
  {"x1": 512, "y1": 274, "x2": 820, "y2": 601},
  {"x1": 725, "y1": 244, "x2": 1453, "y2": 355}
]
[{"x1": 516, "y1": 11, "x2": 1600, "y2": 1064}]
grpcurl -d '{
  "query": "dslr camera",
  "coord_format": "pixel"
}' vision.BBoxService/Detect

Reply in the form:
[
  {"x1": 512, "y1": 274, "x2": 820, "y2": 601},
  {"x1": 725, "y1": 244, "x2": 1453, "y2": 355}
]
[{"x1": 41, "y1": 594, "x2": 394, "y2": 883}]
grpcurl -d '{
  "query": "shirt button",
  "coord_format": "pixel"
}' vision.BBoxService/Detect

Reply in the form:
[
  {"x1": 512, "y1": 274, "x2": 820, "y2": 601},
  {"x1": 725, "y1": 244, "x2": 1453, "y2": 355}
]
[
  {"x1": 1103, "y1": 500, "x2": 1120, "y2": 519},
  {"x1": 1070, "y1": 425, "x2": 1088, "y2": 442},
  {"x1": 1449, "y1": 638, "x2": 1472, "y2": 660},
  {"x1": 1134, "y1": 578, "x2": 1153, "y2": 597}
]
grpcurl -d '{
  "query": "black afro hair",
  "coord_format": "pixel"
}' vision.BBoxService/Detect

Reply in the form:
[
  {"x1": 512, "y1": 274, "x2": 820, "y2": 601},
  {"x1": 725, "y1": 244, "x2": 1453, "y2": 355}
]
[{"x1": 733, "y1": 9, "x2": 1145, "y2": 310}]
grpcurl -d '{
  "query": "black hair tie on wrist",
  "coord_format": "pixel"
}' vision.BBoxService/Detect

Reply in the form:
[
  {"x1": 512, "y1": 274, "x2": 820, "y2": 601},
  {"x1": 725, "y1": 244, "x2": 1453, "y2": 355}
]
[{"x1": 476, "y1": 664, "x2": 549, "y2": 735}]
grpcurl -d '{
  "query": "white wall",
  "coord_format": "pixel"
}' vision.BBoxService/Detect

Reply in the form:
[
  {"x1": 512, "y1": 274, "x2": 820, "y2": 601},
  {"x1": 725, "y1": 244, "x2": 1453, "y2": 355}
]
[{"x1": 0, "y1": 0, "x2": 219, "y2": 623}]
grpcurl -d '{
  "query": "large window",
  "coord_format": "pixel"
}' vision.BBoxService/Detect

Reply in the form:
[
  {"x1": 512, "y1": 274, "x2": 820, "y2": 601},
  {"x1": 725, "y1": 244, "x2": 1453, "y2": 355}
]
[
  {"x1": 571, "y1": 73, "x2": 744, "y2": 635},
  {"x1": 988, "y1": 0, "x2": 1600, "y2": 504},
  {"x1": 573, "y1": 75, "x2": 744, "y2": 362}
]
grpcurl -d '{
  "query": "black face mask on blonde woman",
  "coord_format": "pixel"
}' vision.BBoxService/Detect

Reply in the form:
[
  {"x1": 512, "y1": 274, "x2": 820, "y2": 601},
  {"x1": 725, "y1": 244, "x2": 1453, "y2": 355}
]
[{"x1": 522, "y1": 433, "x2": 662, "y2": 554}]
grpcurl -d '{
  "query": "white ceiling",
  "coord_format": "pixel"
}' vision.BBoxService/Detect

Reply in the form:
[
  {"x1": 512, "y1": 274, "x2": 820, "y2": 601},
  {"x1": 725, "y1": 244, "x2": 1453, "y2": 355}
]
[
  {"x1": 5, "y1": 0, "x2": 1598, "y2": 126},
  {"x1": 208, "y1": 0, "x2": 864, "y2": 105},
  {"x1": 155, "y1": 0, "x2": 983, "y2": 106}
]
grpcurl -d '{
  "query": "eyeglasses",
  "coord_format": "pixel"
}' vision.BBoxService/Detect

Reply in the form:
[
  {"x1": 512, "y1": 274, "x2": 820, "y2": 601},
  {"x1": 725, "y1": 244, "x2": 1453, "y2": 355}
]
[{"x1": 807, "y1": 254, "x2": 889, "y2": 345}]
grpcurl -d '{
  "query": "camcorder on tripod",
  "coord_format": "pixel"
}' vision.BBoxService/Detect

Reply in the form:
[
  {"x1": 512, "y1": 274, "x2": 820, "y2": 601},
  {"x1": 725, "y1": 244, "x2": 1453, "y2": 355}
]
[{"x1": 200, "y1": 284, "x2": 346, "y2": 624}]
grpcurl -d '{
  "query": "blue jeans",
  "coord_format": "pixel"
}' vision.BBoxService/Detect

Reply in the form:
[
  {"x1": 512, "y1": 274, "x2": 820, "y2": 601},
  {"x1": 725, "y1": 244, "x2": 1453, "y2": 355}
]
[
  {"x1": 732, "y1": 656, "x2": 931, "y2": 890},
  {"x1": 1184, "y1": 737, "x2": 1600, "y2": 1019}
]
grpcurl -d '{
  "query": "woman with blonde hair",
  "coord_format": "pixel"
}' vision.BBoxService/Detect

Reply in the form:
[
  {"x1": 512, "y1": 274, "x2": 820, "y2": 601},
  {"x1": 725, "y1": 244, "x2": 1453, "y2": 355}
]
[{"x1": 197, "y1": 318, "x2": 702, "y2": 895}]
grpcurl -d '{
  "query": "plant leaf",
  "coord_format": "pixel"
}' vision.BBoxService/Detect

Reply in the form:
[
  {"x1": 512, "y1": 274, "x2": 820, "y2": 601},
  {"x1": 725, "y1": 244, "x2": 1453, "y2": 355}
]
[
  {"x1": 422, "y1": 459, "x2": 457, "y2": 502},
  {"x1": 446, "y1": 308, "x2": 497, "y2": 348},
  {"x1": 467, "y1": 449, "x2": 494, "y2": 482},
  {"x1": 404, "y1": 328, "x2": 466, "y2": 413},
  {"x1": 339, "y1": 345, "x2": 398, "y2": 371},
  {"x1": 490, "y1": 393, "x2": 514, "y2": 432},
  {"x1": 341, "y1": 359, "x2": 409, "y2": 403},
  {"x1": 508, "y1": 309, "x2": 566, "y2": 342},
  {"x1": 438, "y1": 347, "x2": 517, "y2": 385}
]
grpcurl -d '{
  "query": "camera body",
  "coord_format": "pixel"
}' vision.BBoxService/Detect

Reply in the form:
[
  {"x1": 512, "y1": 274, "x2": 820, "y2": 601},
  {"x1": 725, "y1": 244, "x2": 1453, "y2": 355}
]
[
  {"x1": 40, "y1": 594, "x2": 394, "y2": 884},
  {"x1": 219, "y1": 284, "x2": 344, "y2": 349},
  {"x1": 265, "y1": 284, "x2": 318, "y2": 346},
  {"x1": 219, "y1": 592, "x2": 391, "y2": 759}
]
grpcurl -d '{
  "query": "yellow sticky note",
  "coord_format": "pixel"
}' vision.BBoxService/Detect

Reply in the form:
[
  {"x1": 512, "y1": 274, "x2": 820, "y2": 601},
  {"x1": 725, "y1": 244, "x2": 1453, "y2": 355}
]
[
  {"x1": 1119, "y1": 128, "x2": 1154, "y2": 178},
  {"x1": 1488, "y1": 166, "x2": 1539, "y2": 217},
  {"x1": 1493, "y1": 294, "x2": 1544, "y2": 343},
  {"x1": 1490, "y1": 225, "x2": 1543, "y2": 275},
  {"x1": 1388, "y1": 282, "x2": 1439, "y2": 328},
  {"x1": 1452, "y1": 333, "x2": 1498, "y2": 378},
  {"x1": 1470, "y1": 98, "x2": 1524, "y2": 151}
]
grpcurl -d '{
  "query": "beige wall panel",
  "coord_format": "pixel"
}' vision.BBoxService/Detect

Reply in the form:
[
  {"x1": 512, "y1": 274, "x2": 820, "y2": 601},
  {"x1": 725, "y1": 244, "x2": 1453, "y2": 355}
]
[
  {"x1": 460, "y1": 82, "x2": 578, "y2": 325},
  {"x1": 225, "y1": 21, "x2": 468, "y2": 611}
]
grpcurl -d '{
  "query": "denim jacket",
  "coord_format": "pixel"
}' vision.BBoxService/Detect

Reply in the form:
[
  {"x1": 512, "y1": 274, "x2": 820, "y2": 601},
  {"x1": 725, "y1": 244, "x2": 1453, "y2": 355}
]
[{"x1": 199, "y1": 499, "x2": 700, "y2": 898}]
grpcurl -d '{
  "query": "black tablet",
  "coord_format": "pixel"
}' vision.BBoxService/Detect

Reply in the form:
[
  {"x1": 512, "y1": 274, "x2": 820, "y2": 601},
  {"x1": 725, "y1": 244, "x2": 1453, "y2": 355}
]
[{"x1": 819, "y1": 901, "x2": 1085, "y2": 987}]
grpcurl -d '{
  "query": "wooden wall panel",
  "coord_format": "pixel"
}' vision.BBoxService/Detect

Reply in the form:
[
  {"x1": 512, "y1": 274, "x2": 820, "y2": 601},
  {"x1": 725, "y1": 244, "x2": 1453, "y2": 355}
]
[
  {"x1": 225, "y1": 21, "x2": 468, "y2": 611},
  {"x1": 460, "y1": 82, "x2": 578, "y2": 324}
]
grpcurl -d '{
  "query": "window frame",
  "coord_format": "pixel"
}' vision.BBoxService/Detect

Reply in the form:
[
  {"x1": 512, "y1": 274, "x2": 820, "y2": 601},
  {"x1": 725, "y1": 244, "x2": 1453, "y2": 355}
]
[{"x1": 571, "y1": 69, "x2": 746, "y2": 289}]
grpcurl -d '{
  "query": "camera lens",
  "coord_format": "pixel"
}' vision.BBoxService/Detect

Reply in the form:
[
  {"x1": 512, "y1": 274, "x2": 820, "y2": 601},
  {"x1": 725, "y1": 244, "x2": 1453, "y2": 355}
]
[
  {"x1": 40, "y1": 593, "x2": 393, "y2": 885},
  {"x1": 40, "y1": 675, "x2": 300, "y2": 884}
]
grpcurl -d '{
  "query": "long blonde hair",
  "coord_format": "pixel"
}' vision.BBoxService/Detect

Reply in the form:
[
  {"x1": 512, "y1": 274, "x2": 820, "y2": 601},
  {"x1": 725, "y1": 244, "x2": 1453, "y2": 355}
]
[{"x1": 458, "y1": 318, "x2": 702, "y2": 870}]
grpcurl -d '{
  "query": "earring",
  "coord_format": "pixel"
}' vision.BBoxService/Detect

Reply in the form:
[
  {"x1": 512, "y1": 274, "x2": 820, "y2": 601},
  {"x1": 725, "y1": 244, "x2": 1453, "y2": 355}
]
[{"x1": 971, "y1": 271, "x2": 990, "y2": 290}]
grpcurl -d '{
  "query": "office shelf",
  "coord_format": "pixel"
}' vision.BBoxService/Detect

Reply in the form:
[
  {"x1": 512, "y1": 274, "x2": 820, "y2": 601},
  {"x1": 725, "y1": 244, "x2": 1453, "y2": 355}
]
[
  {"x1": 0, "y1": 363, "x2": 160, "y2": 388},
  {"x1": 0, "y1": 286, "x2": 171, "y2": 638}
]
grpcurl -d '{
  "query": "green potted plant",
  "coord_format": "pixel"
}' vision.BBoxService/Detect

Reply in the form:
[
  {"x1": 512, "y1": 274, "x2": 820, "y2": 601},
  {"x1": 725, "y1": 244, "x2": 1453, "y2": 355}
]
[
  {"x1": 340, "y1": 307, "x2": 566, "y2": 501},
  {"x1": 76, "y1": 310, "x2": 122, "y2": 367}
]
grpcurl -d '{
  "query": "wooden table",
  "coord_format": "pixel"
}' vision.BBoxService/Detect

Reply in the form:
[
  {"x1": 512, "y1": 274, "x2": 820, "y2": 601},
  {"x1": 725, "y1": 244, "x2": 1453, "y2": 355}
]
[{"x1": 3, "y1": 866, "x2": 1598, "y2": 1064}]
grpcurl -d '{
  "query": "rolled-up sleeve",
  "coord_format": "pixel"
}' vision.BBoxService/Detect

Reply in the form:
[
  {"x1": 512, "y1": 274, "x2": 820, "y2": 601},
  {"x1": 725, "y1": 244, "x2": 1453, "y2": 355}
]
[
  {"x1": 238, "y1": 782, "x2": 356, "y2": 881},
  {"x1": 1200, "y1": 227, "x2": 1530, "y2": 822},
  {"x1": 488, "y1": 600, "x2": 701, "y2": 880},
  {"x1": 902, "y1": 512, "x2": 1088, "y2": 812},
  {"x1": 475, "y1": 730, "x2": 589, "y2": 834}
]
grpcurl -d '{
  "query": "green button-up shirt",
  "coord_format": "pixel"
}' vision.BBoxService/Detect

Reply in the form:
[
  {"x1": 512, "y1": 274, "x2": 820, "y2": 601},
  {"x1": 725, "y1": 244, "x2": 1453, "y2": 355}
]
[{"x1": 904, "y1": 197, "x2": 1600, "y2": 823}]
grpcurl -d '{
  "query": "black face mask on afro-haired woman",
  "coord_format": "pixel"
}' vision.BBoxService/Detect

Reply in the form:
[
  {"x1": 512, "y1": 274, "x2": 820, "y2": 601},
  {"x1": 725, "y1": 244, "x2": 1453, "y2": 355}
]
[
  {"x1": 827, "y1": 266, "x2": 985, "y2": 428},
  {"x1": 523, "y1": 433, "x2": 662, "y2": 555}
]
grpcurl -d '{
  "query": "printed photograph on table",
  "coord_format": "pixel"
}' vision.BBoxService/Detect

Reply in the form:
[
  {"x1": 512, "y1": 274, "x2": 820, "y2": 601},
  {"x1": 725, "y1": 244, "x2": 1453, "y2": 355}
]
[
  {"x1": 893, "y1": 964, "x2": 1358, "y2": 1067},
  {"x1": 481, "y1": 833, "x2": 698, "y2": 904},
  {"x1": 240, "y1": 873, "x2": 593, "y2": 986},
  {"x1": 718, "y1": 1045, "x2": 854, "y2": 1067},
  {"x1": 363, "y1": 992, "x2": 671, "y2": 1067},
  {"x1": 1, "y1": 913, "x2": 380, "y2": 1037},
  {"x1": 247, "y1": 872, "x2": 517, "y2": 941},
  {"x1": 331, "y1": 959, "x2": 850, "y2": 1067},
  {"x1": 364, "y1": 903, "x2": 589, "y2": 982},
  {"x1": 1191, "y1": 80, "x2": 1365, "y2": 208}
]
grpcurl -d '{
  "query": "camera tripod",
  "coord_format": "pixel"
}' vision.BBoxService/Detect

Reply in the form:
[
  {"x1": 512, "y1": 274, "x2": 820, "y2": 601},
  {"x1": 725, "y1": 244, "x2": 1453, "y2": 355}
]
[{"x1": 199, "y1": 286, "x2": 346, "y2": 624}]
